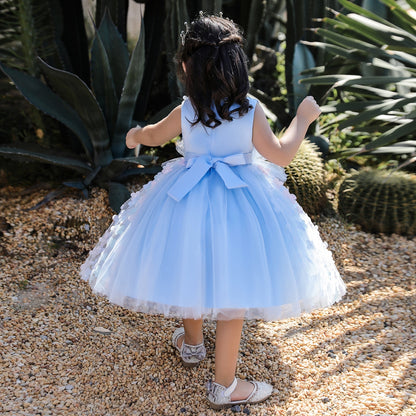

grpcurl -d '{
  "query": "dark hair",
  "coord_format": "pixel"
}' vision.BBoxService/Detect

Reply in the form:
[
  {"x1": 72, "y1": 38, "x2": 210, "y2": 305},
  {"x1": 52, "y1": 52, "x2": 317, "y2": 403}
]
[{"x1": 176, "y1": 13, "x2": 252, "y2": 128}]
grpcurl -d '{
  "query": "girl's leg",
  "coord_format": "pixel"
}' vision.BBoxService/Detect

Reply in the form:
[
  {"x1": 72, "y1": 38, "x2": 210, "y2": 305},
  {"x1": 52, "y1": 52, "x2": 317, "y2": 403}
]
[
  {"x1": 177, "y1": 318, "x2": 204, "y2": 347},
  {"x1": 215, "y1": 319, "x2": 255, "y2": 401}
]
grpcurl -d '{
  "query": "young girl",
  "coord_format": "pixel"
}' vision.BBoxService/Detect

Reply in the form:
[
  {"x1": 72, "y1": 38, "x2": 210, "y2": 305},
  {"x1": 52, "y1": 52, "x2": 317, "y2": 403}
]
[{"x1": 80, "y1": 13, "x2": 346, "y2": 410}]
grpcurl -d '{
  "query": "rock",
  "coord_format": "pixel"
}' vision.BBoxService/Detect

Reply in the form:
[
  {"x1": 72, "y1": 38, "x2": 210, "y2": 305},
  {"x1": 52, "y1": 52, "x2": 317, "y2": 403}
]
[
  {"x1": 93, "y1": 326, "x2": 112, "y2": 335},
  {"x1": 231, "y1": 405, "x2": 241, "y2": 412},
  {"x1": 327, "y1": 350, "x2": 337, "y2": 358}
]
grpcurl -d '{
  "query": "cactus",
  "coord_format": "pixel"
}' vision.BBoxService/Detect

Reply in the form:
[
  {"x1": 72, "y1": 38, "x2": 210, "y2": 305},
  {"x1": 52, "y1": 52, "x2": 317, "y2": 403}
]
[
  {"x1": 284, "y1": 139, "x2": 328, "y2": 216},
  {"x1": 337, "y1": 168, "x2": 416, "y2": 236}
]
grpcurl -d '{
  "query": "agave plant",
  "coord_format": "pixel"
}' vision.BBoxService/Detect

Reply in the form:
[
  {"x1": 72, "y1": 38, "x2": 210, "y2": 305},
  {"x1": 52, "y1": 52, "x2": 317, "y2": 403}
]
[
  {"x1": 0, "y1": 10, "x2": 162, "y2": 213},
  {"x1": 300, "y1": 0, "x2": 416, "y2": 169}
]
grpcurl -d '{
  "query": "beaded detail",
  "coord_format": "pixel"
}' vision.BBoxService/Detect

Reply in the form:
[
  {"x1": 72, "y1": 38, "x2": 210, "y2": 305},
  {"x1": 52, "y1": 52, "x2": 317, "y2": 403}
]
[{"x1": 172, "y1": 327, "x2": 206, "y2": 367}]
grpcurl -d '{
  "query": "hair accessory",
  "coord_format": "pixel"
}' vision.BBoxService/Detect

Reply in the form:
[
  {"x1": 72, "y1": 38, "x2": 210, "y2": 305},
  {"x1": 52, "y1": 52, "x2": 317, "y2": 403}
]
[
  {"x1": 180, "y1": 21, "x2": 190, "y2": 46},
  {"x1": 199, "y1": 10, "x2": 204, "y2": 17},
  {"x1": 219, "y1": 12, "x2": 223, "y2": 17}
]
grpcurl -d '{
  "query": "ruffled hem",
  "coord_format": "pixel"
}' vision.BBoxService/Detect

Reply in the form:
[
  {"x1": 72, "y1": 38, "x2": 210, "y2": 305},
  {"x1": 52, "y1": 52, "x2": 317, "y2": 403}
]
[{"x1": 85, "y1": 282, "x2": 346, "y2": 321}]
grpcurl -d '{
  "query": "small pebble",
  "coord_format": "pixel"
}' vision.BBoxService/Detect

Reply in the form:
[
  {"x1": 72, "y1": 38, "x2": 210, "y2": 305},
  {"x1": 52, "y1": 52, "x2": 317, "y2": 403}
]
[
  {"x1": 411, "y1": 358, "x2": 416, "y2": 365},
  {"x1": 231, "y1": 405, "x2": 241, "y2": 412},
  {"x1": 93, "y1": 326, "x2": 112, "y2": 335},
  {"x1": 243, "y1": 408, "x2": 250, "y2": 414},
  {"x1": 322, "y1": 397, "x2": 330, "y2": 403}
]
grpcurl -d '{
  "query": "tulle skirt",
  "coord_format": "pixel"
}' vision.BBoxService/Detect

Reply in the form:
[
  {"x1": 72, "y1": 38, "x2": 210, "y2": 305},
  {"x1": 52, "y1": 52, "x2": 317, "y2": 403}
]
[{"x1": 80, "y1": 157, "x2": 346, "y2": 321}]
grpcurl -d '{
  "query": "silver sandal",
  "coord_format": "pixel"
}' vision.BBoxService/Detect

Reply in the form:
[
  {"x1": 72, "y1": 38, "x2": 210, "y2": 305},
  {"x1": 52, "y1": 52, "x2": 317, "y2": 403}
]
[
  {"x1": 206, "y1": 377, "x2": 273, "y2": 409},
  {"x1": 172, "y1": 327, "x2": 206, "y2": 367}
]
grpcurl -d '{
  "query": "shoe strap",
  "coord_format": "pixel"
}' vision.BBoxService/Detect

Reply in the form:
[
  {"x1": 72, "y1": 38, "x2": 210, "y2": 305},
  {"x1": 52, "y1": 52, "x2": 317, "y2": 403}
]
[
  {"x1": 244, "y1": 381, "x2": 258, "y2": 401},
  {"x1": 223, "y1": 377, "x2": 238, "y2": 397},
  {"x1": 182, "y1": 341, "x2": 205, "y2": 350},
  {"x1": 181, "y1": 342, "x2": 206, "y2": 361}
]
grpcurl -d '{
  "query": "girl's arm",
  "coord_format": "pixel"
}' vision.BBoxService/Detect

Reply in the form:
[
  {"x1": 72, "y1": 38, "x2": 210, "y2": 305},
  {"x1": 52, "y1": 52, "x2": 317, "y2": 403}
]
[
  {"x1": 126, "y1": 104, "x2": 182, "y2": 149},
  {"x1": 252, "y1": 96, "x2": 321, "y2": 167}
]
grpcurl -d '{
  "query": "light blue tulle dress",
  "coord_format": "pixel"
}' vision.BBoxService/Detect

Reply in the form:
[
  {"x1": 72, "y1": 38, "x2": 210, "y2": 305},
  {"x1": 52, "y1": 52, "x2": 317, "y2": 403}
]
[{"x1": 80, "y1": 96, "x2": 346, "y2": 321}]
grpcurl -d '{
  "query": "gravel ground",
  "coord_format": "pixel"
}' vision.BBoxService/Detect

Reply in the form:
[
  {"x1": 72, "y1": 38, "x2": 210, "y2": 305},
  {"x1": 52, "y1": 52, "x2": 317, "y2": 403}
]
[{"x1": 0, "y1": 181, "x2": 415, "y2": 416}]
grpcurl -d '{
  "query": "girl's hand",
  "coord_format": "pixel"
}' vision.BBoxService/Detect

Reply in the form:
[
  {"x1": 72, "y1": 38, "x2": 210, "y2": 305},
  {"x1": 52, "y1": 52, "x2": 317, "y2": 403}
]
[
  {"x1": 296, "y1": 96, "x2": 321, "y2": 125},
  {"x1": 126, "y1": 126, "x2": 141, "y2": 149}
]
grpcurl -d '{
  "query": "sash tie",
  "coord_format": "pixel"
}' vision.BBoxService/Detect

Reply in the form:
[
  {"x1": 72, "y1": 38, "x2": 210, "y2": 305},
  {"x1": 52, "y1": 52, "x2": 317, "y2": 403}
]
[{"x1": 168, "y1": 152, "x2": 252, "y2": 202}]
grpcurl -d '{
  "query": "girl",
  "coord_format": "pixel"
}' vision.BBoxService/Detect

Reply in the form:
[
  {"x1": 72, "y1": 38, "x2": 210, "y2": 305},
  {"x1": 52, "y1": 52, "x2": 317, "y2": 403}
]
[{"x1": 81, "y1": 13, "x2": 346, "y2": 410}]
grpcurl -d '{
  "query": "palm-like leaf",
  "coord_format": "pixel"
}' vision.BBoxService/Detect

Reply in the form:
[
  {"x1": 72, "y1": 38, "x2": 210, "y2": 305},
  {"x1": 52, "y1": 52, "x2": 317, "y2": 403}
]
[{"x1": 301, "y1": 0, "x2": 416, "y2": 163}]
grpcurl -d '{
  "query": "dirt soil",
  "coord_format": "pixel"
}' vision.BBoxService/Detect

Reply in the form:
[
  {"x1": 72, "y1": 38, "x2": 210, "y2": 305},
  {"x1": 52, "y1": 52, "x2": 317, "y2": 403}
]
[{"x1": 0, "y1": 182, "x2": 415, "y2": 416}]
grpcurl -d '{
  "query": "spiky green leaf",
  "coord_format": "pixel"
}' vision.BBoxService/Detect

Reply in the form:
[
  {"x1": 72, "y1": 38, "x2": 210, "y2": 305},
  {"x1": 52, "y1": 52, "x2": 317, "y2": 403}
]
[
  {"x1": 91, "y1": 26, "x2": 118, "y2": 138},
  {"x1": 364, "y1": 119, "x2": 416, "y2": 150},
  {"x1": 316, "y1": 28, "x2": 416, "y2": 67},
  {"x1": 0, "y1": 146, "x2": 92, "y2": 173},
  {"x1": 378, "y1": 0, "x2": 416, "y2": 30},
  {"x1": 108, "y1": 181, "x2": 131, "y2": 213},
  {"x1": 336, "y1": 13, "x2": 416, "y2": 47},
  {"x1": 37, "y1": 57, "x2": 112, "y2": 166},
  {"x1": 337, "y1": 0, "x2": 397, "y2": 27},
  {"x1": 340, "y1": 97, "x2": 416, "y2": 131},
  {"x1": 113, "y1": 166, "x2": 162, "y2": 181},
  {"x1": 293, "y1": 42, "x2": 315, "y2": 108},
  {"x1": 112, "y1": 19, "x2": 145, "y2": 157},
  {"x1": 0, "y1": 63, "x2": 93, "y2": 158},
  {"x1": 96, "y1": 8, "x2": 129, "y2": 99}
]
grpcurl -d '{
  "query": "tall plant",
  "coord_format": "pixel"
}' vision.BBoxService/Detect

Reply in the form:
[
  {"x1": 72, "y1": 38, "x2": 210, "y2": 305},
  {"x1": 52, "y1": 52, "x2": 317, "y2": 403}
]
[
  {"x1": 0, "y1": 0, "x2": 89, "y2": 80},
  {"x1": 0, "y1": 11, "x2": 159, "y2": 212},
  {"x1": 300, "y1": 0, "x2": 416, "y2": 169},
  {"x1": 150, "y1": 0, "x2": 267, "y2": 101}
]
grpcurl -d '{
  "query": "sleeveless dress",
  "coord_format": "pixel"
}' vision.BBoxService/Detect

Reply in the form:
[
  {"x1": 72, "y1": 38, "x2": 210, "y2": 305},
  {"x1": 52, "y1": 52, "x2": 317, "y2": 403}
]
[{"x1": 80, "y1": 96, "x2": 346, "y2": 321}]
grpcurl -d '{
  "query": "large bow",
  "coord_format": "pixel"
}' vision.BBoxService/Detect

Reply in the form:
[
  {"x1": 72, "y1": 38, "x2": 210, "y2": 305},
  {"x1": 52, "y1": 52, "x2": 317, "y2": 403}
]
[{"x1": 168, "y1": 152, "x2": 252, "y2": 202}]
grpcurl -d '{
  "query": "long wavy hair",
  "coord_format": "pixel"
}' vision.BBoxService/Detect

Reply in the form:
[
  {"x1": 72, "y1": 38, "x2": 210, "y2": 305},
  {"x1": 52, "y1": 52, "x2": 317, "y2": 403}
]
[{"x1": 176, "y1": 14, "x2": 252, "y2": 128}]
